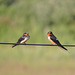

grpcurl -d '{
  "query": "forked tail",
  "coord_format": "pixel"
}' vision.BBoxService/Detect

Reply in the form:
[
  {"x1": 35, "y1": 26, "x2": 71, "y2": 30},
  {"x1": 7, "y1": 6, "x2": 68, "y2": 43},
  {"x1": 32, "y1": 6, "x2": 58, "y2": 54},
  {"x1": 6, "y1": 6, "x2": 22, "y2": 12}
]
[
  {"x1": 12, "y1": 44, "x2": 17, "y2": 48},
  {"x1": 58, "y1": 45, "x2": 70, "y2": 53}
]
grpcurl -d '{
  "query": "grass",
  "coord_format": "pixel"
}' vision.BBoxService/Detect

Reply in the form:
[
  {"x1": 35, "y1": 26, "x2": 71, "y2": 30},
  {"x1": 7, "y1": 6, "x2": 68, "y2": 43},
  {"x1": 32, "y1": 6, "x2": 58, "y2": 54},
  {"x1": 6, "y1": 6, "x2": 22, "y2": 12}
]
[{"x1": 0, "y1": 46, "x2": 75, "y2": 75}]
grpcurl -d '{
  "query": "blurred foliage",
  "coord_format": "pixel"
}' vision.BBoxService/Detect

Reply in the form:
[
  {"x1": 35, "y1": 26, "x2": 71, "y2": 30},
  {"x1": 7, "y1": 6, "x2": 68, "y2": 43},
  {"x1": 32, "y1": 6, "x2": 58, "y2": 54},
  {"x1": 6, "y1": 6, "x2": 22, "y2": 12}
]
[
  {"x1": 0, "y1": 0, "x2": 16, "y2": 6},
  {"x1": 0, "y1": 0, "x2": 75, "y2": 43}
]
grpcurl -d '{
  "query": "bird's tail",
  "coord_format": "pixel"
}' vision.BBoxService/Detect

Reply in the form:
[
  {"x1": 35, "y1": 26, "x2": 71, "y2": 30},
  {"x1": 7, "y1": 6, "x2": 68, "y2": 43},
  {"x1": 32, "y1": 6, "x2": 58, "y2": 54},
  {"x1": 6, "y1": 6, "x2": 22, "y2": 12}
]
[
  {"x1": 57, "y1": 43, "x2": 68, "y2": 51},
  {"x1": 12, "y1": 44, "x2": 17, "y2": 48},
  {"x1": 59, "y1": 45, "x2": 71, "y2": 54},
  {"x1": 60, "y1": 45, "x2": 68, "y2": 51}
]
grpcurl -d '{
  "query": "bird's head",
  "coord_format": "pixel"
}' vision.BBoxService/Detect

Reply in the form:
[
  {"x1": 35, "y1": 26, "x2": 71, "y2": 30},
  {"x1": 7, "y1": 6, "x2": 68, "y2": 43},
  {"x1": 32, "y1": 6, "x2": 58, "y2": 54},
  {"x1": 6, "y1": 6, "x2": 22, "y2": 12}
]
[
  {"x1": 47, "y1": 31, "x2": 53, "y2": 36},
  {"x1": 24, "y1": 32, "x2": 29, "y2": 37}
]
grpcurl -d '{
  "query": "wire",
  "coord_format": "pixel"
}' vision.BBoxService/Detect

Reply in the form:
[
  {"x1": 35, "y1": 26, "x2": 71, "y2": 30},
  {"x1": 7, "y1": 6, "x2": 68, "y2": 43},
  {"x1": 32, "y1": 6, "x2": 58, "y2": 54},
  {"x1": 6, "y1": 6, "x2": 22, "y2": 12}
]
[{"x1": 0, "y1": 42, "x2": 75, "y2": 47}]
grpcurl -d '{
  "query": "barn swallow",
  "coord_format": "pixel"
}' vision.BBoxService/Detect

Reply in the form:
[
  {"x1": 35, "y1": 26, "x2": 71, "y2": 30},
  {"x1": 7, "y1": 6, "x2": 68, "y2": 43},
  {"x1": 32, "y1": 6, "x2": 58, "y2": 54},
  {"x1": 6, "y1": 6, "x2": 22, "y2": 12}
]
[
  {"x1": 12, "y1": 32, "x2": 30, "y2": 48},
  {"x1": 47, "y1": 31, "x2": 68, "y2": 51}
]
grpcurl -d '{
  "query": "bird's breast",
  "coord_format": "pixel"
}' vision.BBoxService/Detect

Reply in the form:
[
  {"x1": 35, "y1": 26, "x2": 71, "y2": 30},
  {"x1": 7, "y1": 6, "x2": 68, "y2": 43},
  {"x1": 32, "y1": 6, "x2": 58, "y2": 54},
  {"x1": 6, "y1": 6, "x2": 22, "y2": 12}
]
[
  {"x1": 20, "y1": 37, "x2": 29, "y2": 43},
  {"x1": 48, "y1": 36, "x2": 50, "y2": 40},
  {"x1": 48, "y1": 36, "x2": 56, "y2": 44}
]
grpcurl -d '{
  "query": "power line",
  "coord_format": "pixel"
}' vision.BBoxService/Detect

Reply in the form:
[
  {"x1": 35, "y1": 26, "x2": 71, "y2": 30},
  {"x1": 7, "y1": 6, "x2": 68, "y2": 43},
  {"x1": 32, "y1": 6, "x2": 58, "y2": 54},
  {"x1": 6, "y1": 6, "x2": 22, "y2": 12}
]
[{"x1": 0, "y1": 42, "x2": 75, "y2": 47}]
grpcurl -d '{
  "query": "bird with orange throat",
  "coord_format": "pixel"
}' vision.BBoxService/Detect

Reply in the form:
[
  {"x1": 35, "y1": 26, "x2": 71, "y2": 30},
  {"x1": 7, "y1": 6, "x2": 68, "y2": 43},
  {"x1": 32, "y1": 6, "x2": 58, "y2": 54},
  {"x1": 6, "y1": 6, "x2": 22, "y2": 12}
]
[
  {"x1": 12, "y1": 32, "x2": 30, "y2": 48},
  {"x1": 47, "y1": 31, "x2": 68, "y2": 51}
]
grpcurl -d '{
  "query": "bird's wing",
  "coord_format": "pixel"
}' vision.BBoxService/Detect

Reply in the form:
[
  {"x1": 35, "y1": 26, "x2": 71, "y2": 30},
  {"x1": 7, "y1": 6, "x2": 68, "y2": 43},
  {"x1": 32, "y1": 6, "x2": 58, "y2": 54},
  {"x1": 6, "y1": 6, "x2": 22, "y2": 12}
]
[
  {"x1": 51, "y1": 38, "x2": 68, "y2": 50},
  {"x1": 17, "y1": 37, "x2": 25, "y2": 43},
  {"x1": 51, "y1": 38, "x2": 61, "y2": 46}
]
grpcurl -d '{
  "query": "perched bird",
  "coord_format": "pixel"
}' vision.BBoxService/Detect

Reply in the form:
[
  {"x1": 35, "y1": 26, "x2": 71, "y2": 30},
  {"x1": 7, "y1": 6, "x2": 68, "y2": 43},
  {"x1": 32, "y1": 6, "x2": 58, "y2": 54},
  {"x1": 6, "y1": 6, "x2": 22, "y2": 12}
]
[
  {"x1": 47, "y1": 31, "x2": 68, "y2": 51},
  {"x1": 12, "y1": 32, "x2": 30, "y2": 48}
]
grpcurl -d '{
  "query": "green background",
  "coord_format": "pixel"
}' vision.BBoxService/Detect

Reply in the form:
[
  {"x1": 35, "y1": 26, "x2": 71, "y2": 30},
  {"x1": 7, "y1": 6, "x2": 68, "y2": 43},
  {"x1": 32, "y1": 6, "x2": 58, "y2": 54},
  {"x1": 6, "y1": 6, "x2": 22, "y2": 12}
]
[{"x1": 0, "y1": 0, "x2": 75, "y2": 75}]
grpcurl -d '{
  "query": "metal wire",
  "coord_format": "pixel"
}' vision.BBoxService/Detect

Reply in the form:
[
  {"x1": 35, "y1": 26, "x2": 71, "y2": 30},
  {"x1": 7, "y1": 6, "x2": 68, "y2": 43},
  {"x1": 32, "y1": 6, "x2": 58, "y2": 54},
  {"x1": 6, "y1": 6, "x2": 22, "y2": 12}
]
[{"x1": 0, "y1": 42, "x2": 75, "y2": 47}]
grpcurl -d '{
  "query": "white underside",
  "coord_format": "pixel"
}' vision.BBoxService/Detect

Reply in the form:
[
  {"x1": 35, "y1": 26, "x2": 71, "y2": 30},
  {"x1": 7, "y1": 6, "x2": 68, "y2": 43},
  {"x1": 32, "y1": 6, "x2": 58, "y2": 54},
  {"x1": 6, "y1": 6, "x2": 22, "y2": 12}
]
[
  {"x1": 20, "y1": 37, "x2": 29, "y2": 43},
  {"x1": 48, "y1": 36, "x2": 50, "y2": 40}
]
